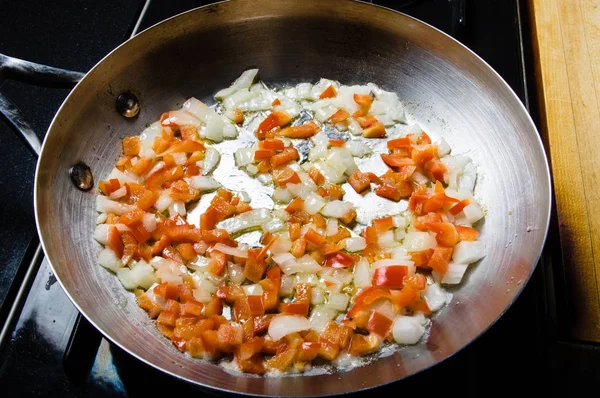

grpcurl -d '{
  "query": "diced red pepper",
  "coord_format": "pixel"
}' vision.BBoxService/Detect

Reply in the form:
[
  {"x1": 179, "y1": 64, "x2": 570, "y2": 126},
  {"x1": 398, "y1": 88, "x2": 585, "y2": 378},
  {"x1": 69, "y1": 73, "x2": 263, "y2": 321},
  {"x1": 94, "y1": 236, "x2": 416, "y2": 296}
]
[{"x1": 372, "y1": 266, "x2": 408, "y2": 289}]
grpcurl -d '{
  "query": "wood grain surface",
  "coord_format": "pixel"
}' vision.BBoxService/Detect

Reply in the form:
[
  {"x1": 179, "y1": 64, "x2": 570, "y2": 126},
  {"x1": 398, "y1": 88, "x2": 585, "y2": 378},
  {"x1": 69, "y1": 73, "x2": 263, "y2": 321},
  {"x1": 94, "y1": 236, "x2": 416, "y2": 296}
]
[{"x1": 530, "y1": 0, "x2": 600, "y2": 342}]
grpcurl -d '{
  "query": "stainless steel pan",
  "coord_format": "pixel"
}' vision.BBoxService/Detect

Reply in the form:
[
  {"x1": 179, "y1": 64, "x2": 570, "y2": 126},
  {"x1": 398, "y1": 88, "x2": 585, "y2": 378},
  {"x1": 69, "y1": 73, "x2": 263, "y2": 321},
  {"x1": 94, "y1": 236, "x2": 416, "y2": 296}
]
[{"x1": 2, "y1": 0, "x2": 551, "y2": 395}]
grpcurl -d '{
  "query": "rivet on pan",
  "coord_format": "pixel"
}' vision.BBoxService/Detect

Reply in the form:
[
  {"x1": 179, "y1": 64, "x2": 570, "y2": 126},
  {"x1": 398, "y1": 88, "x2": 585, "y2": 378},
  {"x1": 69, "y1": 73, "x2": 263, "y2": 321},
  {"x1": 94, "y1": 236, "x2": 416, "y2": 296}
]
[
  {"x1": 116, "y1": 92, "x2": 140, "y2": 118},
  {"x1": 69, "y1": 162, "x2": 94, "y2": 191}
]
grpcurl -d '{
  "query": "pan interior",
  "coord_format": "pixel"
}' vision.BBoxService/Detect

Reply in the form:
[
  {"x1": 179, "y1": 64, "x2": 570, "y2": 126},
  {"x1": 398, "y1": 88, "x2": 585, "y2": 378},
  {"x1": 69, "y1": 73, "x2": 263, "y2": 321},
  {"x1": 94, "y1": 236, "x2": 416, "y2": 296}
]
[{"x1": 34, "y1": 0, "x2": 550, "y2": 396}]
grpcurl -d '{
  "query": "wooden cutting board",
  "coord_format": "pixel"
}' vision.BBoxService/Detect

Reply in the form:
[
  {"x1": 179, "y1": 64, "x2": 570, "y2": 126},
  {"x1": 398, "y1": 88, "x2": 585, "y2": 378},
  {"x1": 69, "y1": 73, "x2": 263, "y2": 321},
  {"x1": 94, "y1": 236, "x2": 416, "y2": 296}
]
[{"x1": 529, "y1": 0, "x2": 600, "y2": 342}]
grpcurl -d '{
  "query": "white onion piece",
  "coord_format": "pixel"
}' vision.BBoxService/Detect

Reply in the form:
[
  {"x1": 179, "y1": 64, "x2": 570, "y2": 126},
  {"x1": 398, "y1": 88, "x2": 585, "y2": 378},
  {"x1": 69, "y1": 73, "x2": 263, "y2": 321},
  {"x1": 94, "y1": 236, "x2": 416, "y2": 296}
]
[
  {"x1": 214, "y1": 69, "x2": 259, "y2": 99},
  {"x1": 243, "y1": 284, "x2": 264, "y2": 296},
  {"x1": 226, "y1": 262, "x2": 245, "y2": 285},
  {"x1": 463, "y1": 203, "x2": 484, "y2": 224},
  {"x1": 205, "y1": 112, "x2": 224, "y2": 142},
  {"x1": 353, "y1": 258, "x2": 372, "y2": 288},
  {"x1": 372, "y1": 299, "x2": 396, "y2": 321},
  {"x1": 139, "y1": 122, "x2": 162, "y2": 153},
  {"x1": 436, "y1": 137, "x2": 451, "y2": 156},
  {"x1": 96, "y1": 213, "x2": 108, "y2": 225},
  {"x1": 392, "y1": 315, "x2": 426, "y2": 345},
  {"x1": 113, "y1": 223, "x2": 130, "y2": 233},
  {"x1": 452, "y1": 241, "x2": 486, "y2": 264},
  {"x1": 326, "y1": 218, "x2": 338, "y2": 236},
  {"x1": 394, "y1": 228, "x2": 407, "y2": 241},
  {"x1": 346, "y1": 141, "x2": 372, "y2": 157},
  {"x1": 154, "y1": 189, "x2": 173, "y2": 212},
  {"x1": 422, "y1": 283, "x2": 448, "y2": 312},
  {"x1": 272, "y1": 252, "x2": 296, "y2": 266},
  {"x1": 347, "y1": 118, "x2": 362, "y2": 136},
  {"x1": 286, "y1": 182, "x2": 313, "y2": 200},
  {"x1": 295, "y1": 273, "x2": 319, "y2": 285},
  {"x1": 280, "y1": 275, "x2": 295, "y2": 296},
  {"x1": 296, "y1": 82, "x2": 313, "y2": 99},
  {"x1": 169, "y1": 201, "x2": 186, "y2": 217},
  {"x1": 202, "y1": 147, "x2": 220, "y2": 175},
  {"x1": 441, "y1": 263, "x2": 469, "y2": 285},
  {"x1": 296, "y1": 255, "x2": 323, "y2": 273},
  {"x1": 156, "y1": 267, "x2": 184, "y2": 285},
  {"x1": 309, "y1": 305, "x2": 338, "y2": 332},
  {"x1": 216, "y1": 208, "x2": 272, "y2": 235},
  {"x1": 402, "y1": 231, "x2": 437, "y2": 252},
  {"x1": 234, "y1": 148, "x2": 253, "y2": 167},
  {"x1": 311, "y1": 287, "x2": 325, "y2": 305},
  {"x1": 378, "y1": 230, "x2": 398, "y2": 248},
  {"x1": 161, "y1": 110, "x2": 201, "y2": 127},
  {"x1": 98, "y1": 247, "x2": 121, "y2": 272},
  {"x1": 142, "y1": 213, "x2": 157, "y2": 233},
  {"x1": 346, "y1": 237, "x2": 367, "y2": 252},
  {"x1": 314, "y1": 160, "x2": 344, "y2": 184},
  {"x1": 109, "y1": 185, "x2": 128, "y2": 200},
  {"x1": 107, "y1": 167, "x2": 139, "y2": 185},
  {"x1": 118, "y1": 261, "x2": 158, "y2": 290},
  {"x1": 188, "y1": 175, "x2": 222, "y2": 191},
  {"x1": 257, "y1": 173, "x2": 272, "y2": 185},
  {"x1": 263, "y1": 218, "x2": 286, "y2": 233},
  {"x1": 246, "y1": 164, "x2": 259, "y2": 176},
  {"x1": 309, "y1": 144, "x2": 328, "y2": 162},
  {"x1": 93, "y1": 224, "x2": 110, "y2": 245},
  {"x1": 273, "y1": 187, "x2": 293, "y2": 203},
  {"x1": 303, "y1": 193, "x2": 326, "y2": 215},
  {"x1": 96, "y1": 196, "x2": 136, "y2": 215},
  {"x1": 168, "y1": 152, "x2": 187, "y2": 166},
  {"x1": 268, "y1": 315, "x2": 311, "y2": 342},
  {"x1": 150, "y1": 256, "x2": 177, "y2": 270},
  {"x1": 130, "y1": 261, "x2": 159, "y2": 289},
  {"x1": 326, "y1": 292, "x2": 350, "y2": 311},
  {"x1": 393, "y1": 215, "x2": 407, "y2": 229},
  {"x1": 269, "y1": 234, "x2": 292, "y2": 254},
  {"x1": 213, "y1": 243, "x2": 249, "y2": 258},
  {"x1": 320, "y1": 201, "x2": 354, "y2": 218},
  {"x1": 224, "y1": 88, "x2": 256, "y2": 109}
]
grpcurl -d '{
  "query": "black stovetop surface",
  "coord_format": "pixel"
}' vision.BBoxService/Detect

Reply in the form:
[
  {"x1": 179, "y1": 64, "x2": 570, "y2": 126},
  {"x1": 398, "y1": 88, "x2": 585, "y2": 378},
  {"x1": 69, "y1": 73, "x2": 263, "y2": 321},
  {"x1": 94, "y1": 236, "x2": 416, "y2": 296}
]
[{"x1": 1, "y1": 0, "x2": 594, "y2": 396}]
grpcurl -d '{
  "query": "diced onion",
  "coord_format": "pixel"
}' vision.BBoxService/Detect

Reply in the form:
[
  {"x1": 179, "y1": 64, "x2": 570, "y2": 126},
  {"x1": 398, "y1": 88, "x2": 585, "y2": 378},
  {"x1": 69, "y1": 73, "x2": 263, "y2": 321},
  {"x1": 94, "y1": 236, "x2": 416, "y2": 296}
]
[
  {"x1": 309, "y1": 305, "x2": 338, "y2": 332},
  {"x1": 452, "y1": 241, "x2": 486, "y2": 264},
  {"x1": 326, "y1": 218, "x2": 338, "y2": 236},
  {"x1": 353, "y1": 258, "x2": 372, "y2": 288},
  {"x1": 169, "y1": 201, "x2": 186, "y2": 217},
  {"x1": 243, "y1": 284, "x2": 264, "y2": 296},
  {"x1": 422, "y1": 283, "x2": 448, "y2": 312},
  {"x1": 392, "y1": 315, "x2": 426, "y2": 345},
  {"x1": 441, "y1": 263, "x2": 469, "y2": 285},
  {"x1": 217, "y1": 208, "x2": 272, "y2": 235},
  {"x1": 268, "y1": 315, "x2": 312, "y2": 342},
  {"x1": 326, "y1": 292, "x2": 350, "y2": 311},
  {"x1": 98, "y1": 247, "x2": 121, "y2": 272},
  {"x1": 227, "y1": 262, "x2": 246, "y2": 285},
  {"x1": 303, "y1": 193, "x2": 326, "y2": 215},
  {"x1": 142, "y1": 213, "x2": 157, "y2": 233},
  {"x1": 93, "y1": 224, "x2": 110, "y2": 245},
  {"x1": 234, "y1": 148, "x2": 253, "y2": 167},
  {"x1": 402, "y1": 231, "x2": 437, "y2": 252},
  {"x1": 188, "y1": 176, "x2": 222, "y2": 191},
  {"x1": 154, "y1": 189, "x2": 174, "y2": 212},
  {"x1": 213, "y1": 243, "x2": 249, "y2": 258},
  {"x1": 109, "y1": 185, "x2": 128, "y2": 200},
  {"x1": 96, "y1": 196, "x2": 136, "y2": 215},
  {"x1": 345, "y1": 237, "x2": 367, "y2": 252},
  {"x1": 463, "y1": 203, "x2": 484, "y2": 224},
  {"x1": 320, "y1": 201, "x2": 354, "y2": 218}
]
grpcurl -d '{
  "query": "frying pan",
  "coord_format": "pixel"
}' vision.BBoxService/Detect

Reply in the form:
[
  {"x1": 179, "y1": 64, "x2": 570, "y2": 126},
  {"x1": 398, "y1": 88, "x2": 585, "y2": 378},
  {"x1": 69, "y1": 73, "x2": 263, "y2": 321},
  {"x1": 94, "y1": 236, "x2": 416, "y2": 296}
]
[{"x1": 0, "y1": 0, "x2": 551, "y2": 395}]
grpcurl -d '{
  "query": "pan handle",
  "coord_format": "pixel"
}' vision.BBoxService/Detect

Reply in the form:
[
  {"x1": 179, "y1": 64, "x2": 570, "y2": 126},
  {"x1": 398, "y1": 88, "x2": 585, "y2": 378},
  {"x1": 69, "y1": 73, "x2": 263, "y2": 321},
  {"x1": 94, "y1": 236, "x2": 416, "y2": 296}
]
[{"x1": 0, "y1": 53, "x2": 85, "y2": 157}]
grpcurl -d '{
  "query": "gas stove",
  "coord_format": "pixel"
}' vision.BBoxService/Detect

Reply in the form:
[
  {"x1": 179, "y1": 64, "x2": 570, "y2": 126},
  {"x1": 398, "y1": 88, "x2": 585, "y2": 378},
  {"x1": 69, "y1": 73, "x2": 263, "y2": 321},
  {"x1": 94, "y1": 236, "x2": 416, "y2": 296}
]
[{"x1": 0, "y1": 1, "x2": 557, "y2": 396}]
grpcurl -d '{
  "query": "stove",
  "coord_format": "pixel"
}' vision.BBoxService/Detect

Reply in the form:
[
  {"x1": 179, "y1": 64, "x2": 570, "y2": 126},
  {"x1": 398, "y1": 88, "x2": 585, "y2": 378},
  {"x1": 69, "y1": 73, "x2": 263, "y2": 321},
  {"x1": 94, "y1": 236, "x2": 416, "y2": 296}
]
[{"x1": 0, "y1": 0, "x2": 565, "y2": 396}]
